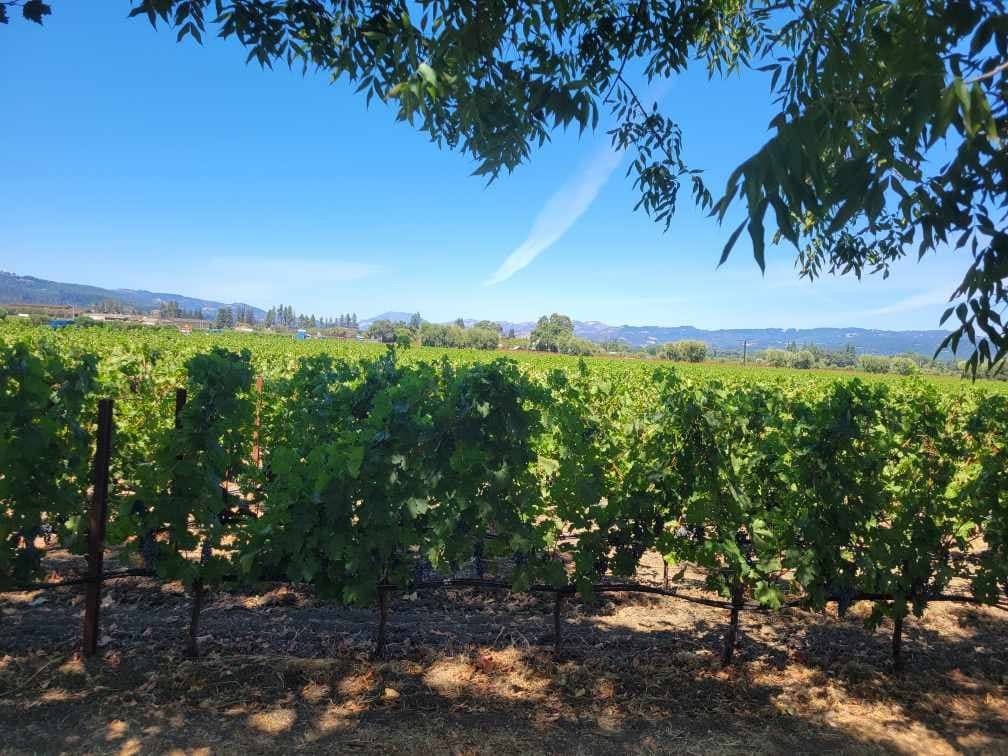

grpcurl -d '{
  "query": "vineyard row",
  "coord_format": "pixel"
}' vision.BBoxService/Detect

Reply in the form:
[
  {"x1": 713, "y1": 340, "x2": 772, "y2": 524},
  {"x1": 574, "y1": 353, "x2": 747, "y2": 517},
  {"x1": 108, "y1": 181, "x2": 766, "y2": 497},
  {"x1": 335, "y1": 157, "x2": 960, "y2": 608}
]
[{"x1": 2, "y1": 338, "x2": 1007, "y2": 668}]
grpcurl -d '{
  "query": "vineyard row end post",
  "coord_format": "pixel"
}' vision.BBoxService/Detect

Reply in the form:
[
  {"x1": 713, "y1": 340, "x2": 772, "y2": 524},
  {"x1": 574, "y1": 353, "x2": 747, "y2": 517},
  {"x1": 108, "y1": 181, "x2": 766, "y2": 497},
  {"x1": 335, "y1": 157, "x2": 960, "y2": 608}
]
[
  {"x1": 252, "y1": 375, "x2": 263, "y2": 467},
  {"x1": 82, "y1": 398, "x2": 114, "y2": 658}
]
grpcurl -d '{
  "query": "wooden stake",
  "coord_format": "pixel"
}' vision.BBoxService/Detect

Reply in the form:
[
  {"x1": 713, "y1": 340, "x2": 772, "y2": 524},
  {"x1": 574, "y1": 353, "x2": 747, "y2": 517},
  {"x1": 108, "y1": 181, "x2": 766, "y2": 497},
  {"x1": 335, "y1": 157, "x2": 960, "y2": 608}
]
[
  {"x1": 82, "y1": 399, "x2": 113, "y2": 658},
  {"x1": 892, "y1": 612, "x2": 904, "y2": 672},
  {"x1": 553, "y1": 591, "x2": 564, "y2": 657},
  {"x1": 252, "y1": 376, "x2": 263, "y2": 466},
  {"x1": 174, "y1": 387, "x2": 187, "y2": 429},
  {"x1": 187, "y1": 579, "x2": 206, "y2": 658},
  {"x1": 372, "y1": 586, "x2": 389, "y2": 660},
  {"x1": 721, "y1": 582, "x2": 743, "y2": 666},
  {"x1": 474, "y1": 539, "x2": 484, "y2": 578}
]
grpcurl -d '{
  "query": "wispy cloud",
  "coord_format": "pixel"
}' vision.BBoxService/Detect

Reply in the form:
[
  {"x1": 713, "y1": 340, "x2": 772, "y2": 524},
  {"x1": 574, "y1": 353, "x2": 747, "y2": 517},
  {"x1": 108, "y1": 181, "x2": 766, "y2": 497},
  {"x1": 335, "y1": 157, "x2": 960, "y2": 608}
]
[
  {"x1": 861, "y1": 288, "x2": 951, "y2": 317},
  {"x1": 485, "y1": 144, "x2": 623, "y2": 285}
]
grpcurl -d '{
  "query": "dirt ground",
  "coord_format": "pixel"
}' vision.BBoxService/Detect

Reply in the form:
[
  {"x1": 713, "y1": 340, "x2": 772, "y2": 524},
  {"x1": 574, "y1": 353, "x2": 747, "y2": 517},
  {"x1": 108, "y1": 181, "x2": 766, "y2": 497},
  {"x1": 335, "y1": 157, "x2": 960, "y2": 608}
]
[{"x1": 2, "y1": 550, "x2": 1007, "y2": 755}]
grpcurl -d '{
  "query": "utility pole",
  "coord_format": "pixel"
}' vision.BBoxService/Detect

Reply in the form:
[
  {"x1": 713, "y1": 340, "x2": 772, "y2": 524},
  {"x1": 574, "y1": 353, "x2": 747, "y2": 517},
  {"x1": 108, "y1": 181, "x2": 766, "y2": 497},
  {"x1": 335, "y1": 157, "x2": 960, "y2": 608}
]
[{"x1": 743, "y1": 339, "x2": 748, "y2": 365}]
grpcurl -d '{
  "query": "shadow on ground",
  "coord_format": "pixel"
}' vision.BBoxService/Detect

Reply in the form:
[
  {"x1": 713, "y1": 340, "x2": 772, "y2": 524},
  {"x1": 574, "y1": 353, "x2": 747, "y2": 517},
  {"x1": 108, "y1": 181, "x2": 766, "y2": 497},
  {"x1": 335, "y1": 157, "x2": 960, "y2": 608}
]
[{"x1": 2, "y1": 553, "x2": 1006, "y2": 755}]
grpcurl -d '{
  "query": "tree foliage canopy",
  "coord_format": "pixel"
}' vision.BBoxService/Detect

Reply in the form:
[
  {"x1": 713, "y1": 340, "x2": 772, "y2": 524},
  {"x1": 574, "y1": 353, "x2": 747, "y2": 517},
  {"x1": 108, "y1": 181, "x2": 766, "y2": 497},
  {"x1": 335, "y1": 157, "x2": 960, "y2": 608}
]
[
  {"x1": 8, "y1": 0, "x2": 1007, "y2": 371},
  {"x1": 661, "y1": 339, "x2": 707, "y2": 362},
  {"x1": 530, "y1": 313, "x2": 595, "y2": 354}
]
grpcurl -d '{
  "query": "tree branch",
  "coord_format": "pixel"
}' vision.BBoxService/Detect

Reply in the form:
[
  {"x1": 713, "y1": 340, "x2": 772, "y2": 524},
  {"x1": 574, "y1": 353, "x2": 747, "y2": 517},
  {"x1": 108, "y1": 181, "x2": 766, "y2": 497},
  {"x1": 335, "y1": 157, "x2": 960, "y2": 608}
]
[{"x1": 968, "y1": 59, "x2": 1008, "y2": 84}]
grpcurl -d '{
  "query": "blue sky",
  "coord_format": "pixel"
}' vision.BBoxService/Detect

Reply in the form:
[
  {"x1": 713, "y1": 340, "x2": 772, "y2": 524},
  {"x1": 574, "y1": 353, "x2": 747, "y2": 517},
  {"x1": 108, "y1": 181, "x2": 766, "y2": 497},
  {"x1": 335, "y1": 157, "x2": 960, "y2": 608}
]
[{"x1": 1, "y1": 4, "x2": 967, "y2": 329}]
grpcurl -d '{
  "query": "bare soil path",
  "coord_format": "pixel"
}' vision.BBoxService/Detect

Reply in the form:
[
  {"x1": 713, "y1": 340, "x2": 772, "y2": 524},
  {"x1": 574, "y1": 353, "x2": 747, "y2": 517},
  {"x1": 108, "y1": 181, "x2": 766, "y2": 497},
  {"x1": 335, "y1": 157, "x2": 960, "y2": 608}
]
[{"x1": 2, "y1": 551, "x2": 1006, "y2": 755}]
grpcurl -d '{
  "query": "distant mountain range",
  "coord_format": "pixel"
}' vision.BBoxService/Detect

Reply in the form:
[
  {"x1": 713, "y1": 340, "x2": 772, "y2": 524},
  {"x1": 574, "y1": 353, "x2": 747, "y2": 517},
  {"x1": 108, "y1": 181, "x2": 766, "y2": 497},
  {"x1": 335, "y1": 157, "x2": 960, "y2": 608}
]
[
  {"x1": 357, "y1": 312, "x2": 418, "y2": 329},
  {"x1": 1, "y1": 274, "x2": 949, "y2": 357},
  {"x1": 0, "y1": 271, "x2": 265, "y2": 320},
  {"x1": 563, "y1": 322, "x2": 950, "y2": 356},
  {"x1": 362, "y1": 311, "x2": 951, "y2": 356}
]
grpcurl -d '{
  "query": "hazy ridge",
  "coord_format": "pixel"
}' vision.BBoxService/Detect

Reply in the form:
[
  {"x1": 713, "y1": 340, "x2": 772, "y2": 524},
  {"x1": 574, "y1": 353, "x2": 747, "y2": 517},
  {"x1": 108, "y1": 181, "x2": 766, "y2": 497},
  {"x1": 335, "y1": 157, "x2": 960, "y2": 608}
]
[{"x1": 2, "y1": 273, "x2": 948, "y2": 356}]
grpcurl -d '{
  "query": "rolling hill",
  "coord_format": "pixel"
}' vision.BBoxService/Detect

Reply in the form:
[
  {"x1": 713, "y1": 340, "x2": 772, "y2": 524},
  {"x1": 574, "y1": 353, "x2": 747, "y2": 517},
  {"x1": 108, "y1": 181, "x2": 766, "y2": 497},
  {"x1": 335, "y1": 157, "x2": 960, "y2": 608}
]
[
  {"x1": 0, "y1": 271, "x2": 950, "y2": 356},
  {"x1": 0, "y1": 271, "x2": 265, "y2": 320},
  {"x1": 562, "y1": 322, "x2": 951, "y2": 355}
]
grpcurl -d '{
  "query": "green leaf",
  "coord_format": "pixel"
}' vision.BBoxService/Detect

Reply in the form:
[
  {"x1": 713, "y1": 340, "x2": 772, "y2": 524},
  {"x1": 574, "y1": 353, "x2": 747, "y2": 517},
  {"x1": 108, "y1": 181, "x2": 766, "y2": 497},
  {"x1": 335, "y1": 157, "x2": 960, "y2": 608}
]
[
  {"x1": 22, "y1": 0, "x2": 52, "y2": 24},
  {"x1": 417, "y1": 63, "x2": 436, "y2": 86}
]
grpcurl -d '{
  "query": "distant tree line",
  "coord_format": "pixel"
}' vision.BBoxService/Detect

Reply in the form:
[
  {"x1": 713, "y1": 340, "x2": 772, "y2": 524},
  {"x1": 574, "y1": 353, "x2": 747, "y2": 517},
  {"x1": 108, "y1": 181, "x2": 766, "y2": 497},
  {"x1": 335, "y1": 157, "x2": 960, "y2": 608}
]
[
  {"x1": 214, "y1": 307, "x2": 234, "y2": 329},
  {"x1": 420, "y1": 320, "x2": 501, "y2": 350},
  {"x1": 361, "y1": 314, "x2": 507, "y2": 351},
  {"x1": 157, "y1": 300, "x2": 204, "y2": 320},
  {"x1": 211, "y1": 305, "x2": 256, "y2": 329},
  {"x1": 529, "y1": 314, "x2": 595, "y2": 356},
  {"x1": 658, "y1": 340, "x2": 707, "y2": 363},
  {"x1": 753, "y1": 342, "x2": 961, "y2": 376},
  {"x1": 264, "y1": 305, "x2": 358, "y2": 331},
  {"x1": 233, "y1": 304, "x2": 257, "y2": 325},
  {"x1": 92, "y1": 298, "x2": 138, "y2": 315},
  {"x1": 363, "y1": 318, "x2": 414, "y2": 346}
]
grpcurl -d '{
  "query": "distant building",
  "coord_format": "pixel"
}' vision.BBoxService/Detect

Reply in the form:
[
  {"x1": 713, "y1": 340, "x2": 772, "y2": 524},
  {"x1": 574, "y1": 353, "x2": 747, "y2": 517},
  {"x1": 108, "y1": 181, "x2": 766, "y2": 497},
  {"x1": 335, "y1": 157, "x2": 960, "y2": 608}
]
[
  {"x1": 85, "y1": 313, "x2": 132, "y2": 322},
  {"x1": 295, "y1": 329, "x2": 308, "y2": 340}
]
